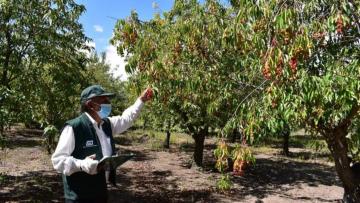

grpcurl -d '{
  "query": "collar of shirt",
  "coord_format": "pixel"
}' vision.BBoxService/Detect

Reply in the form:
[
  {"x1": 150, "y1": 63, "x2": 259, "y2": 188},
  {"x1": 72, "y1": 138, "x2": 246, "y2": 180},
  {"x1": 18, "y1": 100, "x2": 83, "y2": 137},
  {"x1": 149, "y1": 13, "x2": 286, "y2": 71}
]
[
  {"x1": 84, "y1": 112, "x2": 104, "y2": 127},
  {"x1": 84, "y1": 112, "x2": 112, "y2": 157}
]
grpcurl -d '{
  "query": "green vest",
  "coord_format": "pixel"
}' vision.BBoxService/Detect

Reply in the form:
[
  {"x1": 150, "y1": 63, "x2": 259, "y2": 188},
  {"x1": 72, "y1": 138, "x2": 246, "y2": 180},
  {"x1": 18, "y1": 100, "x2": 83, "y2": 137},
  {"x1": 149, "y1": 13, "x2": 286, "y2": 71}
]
[{"x1": 62, "y1": 113, "x2": 115, "y2": 200}]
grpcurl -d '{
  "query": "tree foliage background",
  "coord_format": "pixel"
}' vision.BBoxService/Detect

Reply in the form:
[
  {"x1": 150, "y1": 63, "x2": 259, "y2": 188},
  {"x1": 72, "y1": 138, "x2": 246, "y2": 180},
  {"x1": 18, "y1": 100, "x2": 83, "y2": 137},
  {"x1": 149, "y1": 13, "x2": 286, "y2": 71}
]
[
  {"x1": 112, "y1": 0, "x2": 360, "y2": 200},
  {"x1": 0, "y1": 0, "x2": 89, "y2": 131},
  {"x1": 0, "y1": 0, "x2": 359, "y2": 201},
  {"x1": 0, "y1": 0, "x2": 126, "y2": 147}
]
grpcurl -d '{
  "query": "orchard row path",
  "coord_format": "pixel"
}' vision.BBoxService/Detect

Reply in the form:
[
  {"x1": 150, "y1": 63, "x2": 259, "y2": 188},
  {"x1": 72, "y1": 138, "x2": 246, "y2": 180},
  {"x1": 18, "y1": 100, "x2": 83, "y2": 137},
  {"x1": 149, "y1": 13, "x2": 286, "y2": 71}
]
[{"x1": 0, "y1": 128, "x2": 342, "y2": 202}]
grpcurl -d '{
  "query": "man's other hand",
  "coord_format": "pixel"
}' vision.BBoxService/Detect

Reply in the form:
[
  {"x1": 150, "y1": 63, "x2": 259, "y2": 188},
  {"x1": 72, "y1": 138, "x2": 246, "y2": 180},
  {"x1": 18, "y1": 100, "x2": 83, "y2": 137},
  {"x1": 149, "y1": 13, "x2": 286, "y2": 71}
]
[{"x1": 80, "y1": 155, "x2": 99, "y2": 175}]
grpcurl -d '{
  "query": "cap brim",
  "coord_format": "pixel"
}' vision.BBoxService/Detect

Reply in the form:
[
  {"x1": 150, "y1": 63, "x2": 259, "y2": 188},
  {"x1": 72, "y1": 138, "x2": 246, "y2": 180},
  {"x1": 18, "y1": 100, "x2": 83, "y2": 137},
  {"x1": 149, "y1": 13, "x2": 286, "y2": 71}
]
[
  {"x1": 100, "y1": 93, "x2": 115, "y2": 97},
  {"x1": 86, "y1": 93, "x2": 115, "y2": 101}
]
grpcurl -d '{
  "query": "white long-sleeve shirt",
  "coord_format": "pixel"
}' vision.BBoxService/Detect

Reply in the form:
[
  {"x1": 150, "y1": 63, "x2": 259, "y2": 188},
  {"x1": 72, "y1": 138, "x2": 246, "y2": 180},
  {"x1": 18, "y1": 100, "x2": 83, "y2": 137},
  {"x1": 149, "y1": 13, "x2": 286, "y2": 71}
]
[{"x1": 51, "y1": 98, "x2": 144, "y2": 176}]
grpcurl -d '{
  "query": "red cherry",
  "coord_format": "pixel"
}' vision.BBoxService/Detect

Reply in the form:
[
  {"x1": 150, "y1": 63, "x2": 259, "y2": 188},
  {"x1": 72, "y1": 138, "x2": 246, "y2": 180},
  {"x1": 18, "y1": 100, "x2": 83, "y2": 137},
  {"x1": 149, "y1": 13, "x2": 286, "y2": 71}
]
[
  {"x1": 336, "y1": 15, "x2": 343, "y2": 34},
  {"x1": 289, "y1": 57, "x2": 297, "y2": 73},
  {"x1": 146, "y1": 88, "x2": 153, "y2": 98}
]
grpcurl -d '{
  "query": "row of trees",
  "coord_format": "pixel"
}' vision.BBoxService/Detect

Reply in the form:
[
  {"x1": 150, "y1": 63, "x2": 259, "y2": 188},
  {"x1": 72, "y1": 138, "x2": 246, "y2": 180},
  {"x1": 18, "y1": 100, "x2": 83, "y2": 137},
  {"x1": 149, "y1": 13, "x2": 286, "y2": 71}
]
[
  {"x1": 0, "y1": 0, "x2": 88, "y2": 132},
  {"x1": 112, "y1": 0, "x2": 360, "y2": 201},
  {"x1": 0, "y1": 0, "x2": 127, "y2": 145},
  {"x1": 1, "y1": 0, "x2": 359, "y2": 201}
]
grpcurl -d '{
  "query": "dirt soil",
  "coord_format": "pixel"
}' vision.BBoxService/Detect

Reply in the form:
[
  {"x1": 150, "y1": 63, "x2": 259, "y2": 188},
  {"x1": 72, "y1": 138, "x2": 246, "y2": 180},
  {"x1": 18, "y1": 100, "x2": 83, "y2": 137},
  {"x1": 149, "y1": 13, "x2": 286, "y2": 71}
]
[{"x1": 0, "y1": 128, "x2": 343, "y2": 203}]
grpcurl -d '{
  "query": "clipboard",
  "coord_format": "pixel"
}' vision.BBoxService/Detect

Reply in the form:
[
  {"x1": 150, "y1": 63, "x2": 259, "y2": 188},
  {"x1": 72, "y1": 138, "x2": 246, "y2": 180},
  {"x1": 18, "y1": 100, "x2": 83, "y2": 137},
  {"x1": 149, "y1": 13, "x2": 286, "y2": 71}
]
[{"x1": 97, "y1": 153, "x2": 135, "y2": 172}]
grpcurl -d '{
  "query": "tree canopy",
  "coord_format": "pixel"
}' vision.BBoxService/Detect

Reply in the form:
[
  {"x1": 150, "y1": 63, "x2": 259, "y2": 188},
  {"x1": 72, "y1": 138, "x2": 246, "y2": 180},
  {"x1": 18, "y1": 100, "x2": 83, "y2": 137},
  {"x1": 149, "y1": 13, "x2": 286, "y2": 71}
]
[
  {"x1": 112, "y1": 0, "x2": 360, "y2": 200},
  {"x1": 0, "y1": 0, "x2": 91, "y2": 130}
]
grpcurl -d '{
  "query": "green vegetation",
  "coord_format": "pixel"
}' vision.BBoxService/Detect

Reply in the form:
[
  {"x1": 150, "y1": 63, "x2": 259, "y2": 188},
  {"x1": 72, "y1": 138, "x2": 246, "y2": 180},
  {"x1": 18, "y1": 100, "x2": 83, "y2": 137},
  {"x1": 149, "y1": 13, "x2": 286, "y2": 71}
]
[
  {"x1": 112, "y1": 0, "x2": 360, "y2": 199},
  {"x1": 1, "y1": 0, "x2": 359, "y2": 200},
  {"x1": 0, "y1": 172, "x2": 6, "y2": 184},
  {"x1": 216, "y1": 174, "x2": 232, "y2": 192},
  {"x1": 42, "y1": 125, "x2": 59, "y2": 154},
  {"x1": 120, "y1": 129, "x2": 193, "y2": 151},
  {"x1": 0, "y1": 1, "x2": 127, "y2": 152},
  {"x1": 0, "y1": 0, "x2": 89, "y2": 132}
]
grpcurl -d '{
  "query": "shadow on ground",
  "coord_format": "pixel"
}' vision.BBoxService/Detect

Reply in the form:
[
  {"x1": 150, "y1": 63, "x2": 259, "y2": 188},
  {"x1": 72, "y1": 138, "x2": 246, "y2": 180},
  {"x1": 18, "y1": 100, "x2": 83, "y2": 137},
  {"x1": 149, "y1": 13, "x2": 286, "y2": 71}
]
[
  {"x1": 287, "y1": 150, "x2": 331, "y2": 160},
  {"x1": 0, "y1": 155, "x2": 341, "y2": 203},
  {"x1": 116, "y1": 147, "x2": 156, "y2": 162},
  {"x1": 179, "y1": 143, "x2": 216, "y2": 153},
  {"x1": 0, "y1": 170, "x2": 63, "y2": 202},
  {"x1": 0, "y1": 130, "x2": 342, "y2": 203},
  {"x1": 5, "y1": 128, "x2": 43, "y2": 149},
  {"x1": 108, "y1": 169, "x2": 216, "y2": 203},
  {"x1": 228, "y1": 157, "x2": 341, "y2": 201},
  {"x1": 5, "y1": 138, "x2": 43, "y2": 149},
  {"x1": 114, "y1": 131, "x2": 151, "y2": 146},
  {"x1": 110, "y1": 147, "x2": 341, "y2": 202},
  {"x1": 3, "y1": 128, "x2": 44, "y2": 149}
]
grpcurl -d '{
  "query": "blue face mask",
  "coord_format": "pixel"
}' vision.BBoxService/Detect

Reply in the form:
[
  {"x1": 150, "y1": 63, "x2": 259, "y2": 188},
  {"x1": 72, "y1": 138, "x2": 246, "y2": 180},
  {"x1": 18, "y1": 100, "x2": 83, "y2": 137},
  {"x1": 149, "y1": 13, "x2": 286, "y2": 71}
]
[{"x1": 97, "y1": 104, "x2": 112, "y2": 119}]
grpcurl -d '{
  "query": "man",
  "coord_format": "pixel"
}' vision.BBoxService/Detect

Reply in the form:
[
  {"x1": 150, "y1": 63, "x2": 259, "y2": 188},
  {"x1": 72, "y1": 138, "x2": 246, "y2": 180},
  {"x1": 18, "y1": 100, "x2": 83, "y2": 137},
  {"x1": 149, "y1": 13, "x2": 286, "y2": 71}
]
[{"x1": 51, "y1": 85, "x2": 152, "y2": 203}]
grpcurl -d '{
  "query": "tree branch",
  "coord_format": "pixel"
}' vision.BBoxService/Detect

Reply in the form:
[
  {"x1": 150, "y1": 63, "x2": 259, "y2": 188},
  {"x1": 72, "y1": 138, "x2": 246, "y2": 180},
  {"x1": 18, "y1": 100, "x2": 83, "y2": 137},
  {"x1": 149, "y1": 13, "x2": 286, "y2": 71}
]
[
  {"x1": 306, "y1": 117, "x2": 329, "y2": 137},
  {"x1": 337, "y1": 102, "x2": 360, "y2": 130}
]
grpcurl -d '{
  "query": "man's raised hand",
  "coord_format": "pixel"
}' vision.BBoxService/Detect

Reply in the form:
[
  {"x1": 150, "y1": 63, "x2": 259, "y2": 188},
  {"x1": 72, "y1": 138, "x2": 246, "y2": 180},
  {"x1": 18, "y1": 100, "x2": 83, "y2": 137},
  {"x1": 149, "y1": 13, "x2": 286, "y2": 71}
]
[{"x1": 140, "y1": 87, "x2": 153, "y2": 102}]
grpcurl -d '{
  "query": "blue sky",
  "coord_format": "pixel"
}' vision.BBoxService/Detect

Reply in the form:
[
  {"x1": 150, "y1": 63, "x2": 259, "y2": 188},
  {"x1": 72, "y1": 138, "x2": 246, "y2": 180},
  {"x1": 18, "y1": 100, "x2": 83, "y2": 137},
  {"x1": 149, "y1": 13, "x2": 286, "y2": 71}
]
[
  {"x1": 75, "y1": 0, "x2": 175, "y2": 80},
  {"x1": 76, "y1": 0, "x2": 174, "y2": 52}
]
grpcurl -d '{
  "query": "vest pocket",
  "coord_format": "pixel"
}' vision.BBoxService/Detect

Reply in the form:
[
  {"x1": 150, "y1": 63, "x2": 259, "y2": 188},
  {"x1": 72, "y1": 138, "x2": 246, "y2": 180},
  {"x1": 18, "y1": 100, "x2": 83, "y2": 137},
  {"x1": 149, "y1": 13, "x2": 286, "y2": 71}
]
[
  {"x1": 82, "y1": 144, "x2": 98, "y2": 149},
  {"x1": 81, "y1": 145, "x2": 99, "y2": 158}
]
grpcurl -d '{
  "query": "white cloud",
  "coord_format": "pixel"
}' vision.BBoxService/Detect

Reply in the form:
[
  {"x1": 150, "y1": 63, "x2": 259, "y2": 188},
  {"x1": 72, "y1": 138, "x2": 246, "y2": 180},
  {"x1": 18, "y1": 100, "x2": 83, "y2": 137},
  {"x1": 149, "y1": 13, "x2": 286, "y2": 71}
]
[
  {"x1": 93, "y1": 25, "x2": 104, "y2": 33},
  {"x1": 105, "y1": 45, "x2": 128, "y2": 81}
]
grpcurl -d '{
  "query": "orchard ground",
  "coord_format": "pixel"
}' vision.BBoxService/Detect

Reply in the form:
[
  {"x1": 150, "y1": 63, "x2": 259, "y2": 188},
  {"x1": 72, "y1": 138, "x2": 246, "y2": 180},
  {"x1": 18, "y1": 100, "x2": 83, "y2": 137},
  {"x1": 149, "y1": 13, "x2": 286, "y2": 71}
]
[{"x1": 0, "y1": 126, "x2": 343, "y2": 203}]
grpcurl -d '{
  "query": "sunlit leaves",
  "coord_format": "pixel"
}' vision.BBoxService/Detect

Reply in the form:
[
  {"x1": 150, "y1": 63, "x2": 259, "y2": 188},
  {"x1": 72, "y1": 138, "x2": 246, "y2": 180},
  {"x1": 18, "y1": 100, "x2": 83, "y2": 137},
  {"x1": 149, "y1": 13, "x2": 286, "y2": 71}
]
[
  {"x1": 112, "y1": 0, "x2": 238, "y2": 135},
  {"x1": 0, "y1": 0, "x2": 89, "y2": 129}
]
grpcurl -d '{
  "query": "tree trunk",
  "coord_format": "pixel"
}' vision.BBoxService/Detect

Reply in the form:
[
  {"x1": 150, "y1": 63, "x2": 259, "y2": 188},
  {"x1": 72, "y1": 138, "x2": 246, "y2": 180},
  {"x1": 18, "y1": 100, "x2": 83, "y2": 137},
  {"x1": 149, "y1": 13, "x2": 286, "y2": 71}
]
[
  {"x1": 164, "y1": 130, "x2": 171, "y2": 149},
  {"x1": 283, "y1": 131, "x2": 290, "y2": 156},
  {"x1": 231, "y1": 128, "x2": 237, "y2": 143},
  {"x1": 192, "y1": 127, "x2": 207, "y2": 167},
  {"x1": 325, "y1": 128, "x2": 359, "y2": 203},
  {"x1": 282, "y1": 124, "x2": 290, "y2": 156}
]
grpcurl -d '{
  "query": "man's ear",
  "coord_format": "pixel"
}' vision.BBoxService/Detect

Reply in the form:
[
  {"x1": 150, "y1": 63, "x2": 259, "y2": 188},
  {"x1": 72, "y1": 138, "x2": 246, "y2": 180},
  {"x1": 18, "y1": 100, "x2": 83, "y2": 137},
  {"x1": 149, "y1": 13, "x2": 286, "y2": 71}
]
[
  {"x1": 85, "y1": 100, "x2": 95, "y2": 110},
  {"x1": 85, "y1": 100, "x2": 91, "y2": 107},
  {"x1": 86, "y1": 100, "x2": 99, "y2": 111}
]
